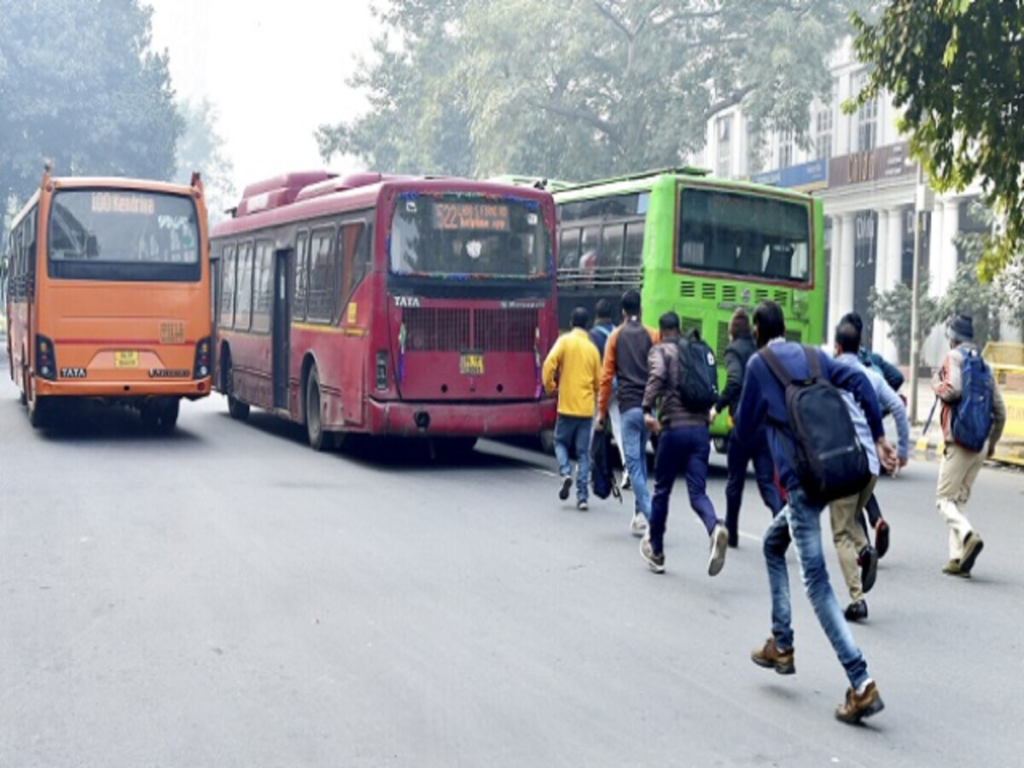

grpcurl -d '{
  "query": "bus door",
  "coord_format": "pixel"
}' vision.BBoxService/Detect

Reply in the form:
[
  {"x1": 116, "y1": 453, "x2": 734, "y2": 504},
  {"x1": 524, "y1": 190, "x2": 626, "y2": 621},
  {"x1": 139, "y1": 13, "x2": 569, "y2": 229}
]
[
  {"x1": 210, "y1": 251, "x2": 221, "y2": 386},
  {"x1": 272, "y1": 249, "x2": 292, "y2": 409}
]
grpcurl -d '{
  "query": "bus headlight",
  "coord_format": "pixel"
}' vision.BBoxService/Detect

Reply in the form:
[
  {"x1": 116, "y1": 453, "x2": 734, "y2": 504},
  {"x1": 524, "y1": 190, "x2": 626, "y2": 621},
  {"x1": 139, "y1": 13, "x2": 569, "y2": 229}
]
[{"x1": 193, "y1": 337, "x2": 211, "y2": 379}]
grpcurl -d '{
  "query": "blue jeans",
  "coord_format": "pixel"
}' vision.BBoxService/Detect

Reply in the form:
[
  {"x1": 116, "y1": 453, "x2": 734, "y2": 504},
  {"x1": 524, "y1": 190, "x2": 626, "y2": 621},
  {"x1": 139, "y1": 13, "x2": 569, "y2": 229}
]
[
  {"x1": 555, "y1": 415, "x2": 592, "y2": 503},
  {"x1": 725, "y1": 427, "x2": 783, "y2": 542},
  {"x1": 620, "y1": 407, "x2": 651, "y2": 518},
  {"x1": 763, "y1": 488, "x2": 869, "y2": 689},
  {"x1": 649, "y1": 425, "x2": 720, "y2": 554}
]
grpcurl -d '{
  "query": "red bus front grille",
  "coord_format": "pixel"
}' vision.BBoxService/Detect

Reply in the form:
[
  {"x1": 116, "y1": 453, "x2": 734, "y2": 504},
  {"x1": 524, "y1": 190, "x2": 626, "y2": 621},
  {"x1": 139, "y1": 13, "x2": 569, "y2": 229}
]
[
  {"x1": 475, "y1": 309, "x2": 537, "y2": 352},
  {"x1": 403, "y1": 308, "x2": 471, "y2": 352},
  {"x1": 402, "y1": 308, "x2": 538, "y2": 352}
]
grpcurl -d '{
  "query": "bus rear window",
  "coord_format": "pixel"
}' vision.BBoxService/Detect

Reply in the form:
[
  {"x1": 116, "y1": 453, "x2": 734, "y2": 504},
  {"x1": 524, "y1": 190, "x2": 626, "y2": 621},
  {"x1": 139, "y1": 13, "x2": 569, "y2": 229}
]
[
  {"x1": 389, "y1": 194, "x2": 549, "y2": 279},
  {"x1": 678, "y1": 188, "x2": 811, "y2": 283},
  {"x1": 48, "y1": 190, "x2": 201, "y2": 282}
]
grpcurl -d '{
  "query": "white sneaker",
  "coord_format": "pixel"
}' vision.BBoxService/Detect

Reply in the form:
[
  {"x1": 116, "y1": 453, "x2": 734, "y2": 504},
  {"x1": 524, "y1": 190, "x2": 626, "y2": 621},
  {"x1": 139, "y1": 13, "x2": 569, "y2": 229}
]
[
  {"x1": 630, "y1": 512, "x2": 648, "y2": 538},
  {"x1": 708, "y1": 523, "x2": 728, "y2": 577}
]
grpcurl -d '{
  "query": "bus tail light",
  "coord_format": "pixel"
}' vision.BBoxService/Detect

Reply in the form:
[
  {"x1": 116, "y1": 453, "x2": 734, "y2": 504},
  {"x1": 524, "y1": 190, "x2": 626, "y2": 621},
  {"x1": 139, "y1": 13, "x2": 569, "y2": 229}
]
[
  {"x1": 36, "y1": 335, "x2": 57, "y2": 381},
  {"x1": 193, "y1": 337, "x2": 212, "y2": 379},
  {"x1": 376, "y1": 351, "x2": 389, "y2": 391}
]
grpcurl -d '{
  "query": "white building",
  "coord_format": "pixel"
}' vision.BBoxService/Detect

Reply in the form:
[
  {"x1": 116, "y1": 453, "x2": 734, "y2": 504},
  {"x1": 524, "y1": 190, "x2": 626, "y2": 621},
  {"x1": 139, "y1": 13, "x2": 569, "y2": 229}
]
[{"x1": 693, "y1": 39, "x2": 986, "y2": 367}]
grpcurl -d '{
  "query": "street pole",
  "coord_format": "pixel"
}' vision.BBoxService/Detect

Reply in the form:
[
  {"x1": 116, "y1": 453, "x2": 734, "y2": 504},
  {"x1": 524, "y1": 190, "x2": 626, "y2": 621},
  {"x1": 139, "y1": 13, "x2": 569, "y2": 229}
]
[{"x1": 909, "y1": 168, "x2": 934, "y2": 425}]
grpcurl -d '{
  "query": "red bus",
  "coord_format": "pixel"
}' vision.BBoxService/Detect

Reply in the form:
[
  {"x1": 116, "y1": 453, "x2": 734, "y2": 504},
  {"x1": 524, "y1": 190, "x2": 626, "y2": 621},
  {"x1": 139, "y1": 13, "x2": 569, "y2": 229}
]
[{"x1": 211, "y1": 172, "x2": 558, "y2": 451}]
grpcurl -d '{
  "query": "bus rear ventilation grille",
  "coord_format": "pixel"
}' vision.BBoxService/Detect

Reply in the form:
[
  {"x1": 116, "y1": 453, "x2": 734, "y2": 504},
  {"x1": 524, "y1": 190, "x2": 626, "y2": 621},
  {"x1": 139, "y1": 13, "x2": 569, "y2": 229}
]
[
  {"x1": 701, "y1": 284, "x2": 716, "y2": 300},
  {"x1": 722, "y1": 286, "x2": 737, "y2": 303},
  {"x1": 773, "y1": 290, "x2": 788, "y2": 305},
  {"x1": 755, "y1": 289, "x2": 770, "y2": 302},
  {"x1": 680, "y1": 282, "x2": 697, "y2": 298},
  {"x1": 475, "y1": 309, "x2": 537, "y2": 352}
]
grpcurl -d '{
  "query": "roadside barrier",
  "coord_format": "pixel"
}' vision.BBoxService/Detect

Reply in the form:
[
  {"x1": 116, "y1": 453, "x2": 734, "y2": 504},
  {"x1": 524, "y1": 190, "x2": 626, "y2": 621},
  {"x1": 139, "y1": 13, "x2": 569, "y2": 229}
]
[{"x1": 984, "y1": 342, "x2": 1024, "y2": 466}]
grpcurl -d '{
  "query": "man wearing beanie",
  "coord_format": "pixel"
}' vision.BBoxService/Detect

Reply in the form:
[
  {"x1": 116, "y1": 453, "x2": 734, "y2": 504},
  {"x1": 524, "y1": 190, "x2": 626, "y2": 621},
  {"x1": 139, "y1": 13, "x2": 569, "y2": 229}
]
[{"x1": 932, "y1": 314, "x2": 1007, "y2": 577}]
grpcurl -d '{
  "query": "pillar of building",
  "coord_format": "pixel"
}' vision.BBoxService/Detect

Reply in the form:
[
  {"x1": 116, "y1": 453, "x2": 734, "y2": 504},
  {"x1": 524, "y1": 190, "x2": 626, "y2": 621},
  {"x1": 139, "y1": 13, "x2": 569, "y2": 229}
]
[
  {"x1": 828, "y1": 214, "x2": 848, "y2": 334},
  {"x1": 878, "y1": 206, "x2": 905, "y2": 361},
  {"x1": 928, "y1": 201, "x2": 947, "y2": 295},
  {"x1": 871, "y1": 209, "x2": 891, "y2": 355}
]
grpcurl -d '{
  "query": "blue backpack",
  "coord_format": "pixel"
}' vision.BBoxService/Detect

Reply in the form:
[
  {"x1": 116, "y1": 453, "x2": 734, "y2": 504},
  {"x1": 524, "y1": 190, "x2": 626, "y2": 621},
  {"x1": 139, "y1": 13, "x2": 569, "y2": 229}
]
[{"x1": 951, "y1": 348, "x2": 994, "y2": 453}]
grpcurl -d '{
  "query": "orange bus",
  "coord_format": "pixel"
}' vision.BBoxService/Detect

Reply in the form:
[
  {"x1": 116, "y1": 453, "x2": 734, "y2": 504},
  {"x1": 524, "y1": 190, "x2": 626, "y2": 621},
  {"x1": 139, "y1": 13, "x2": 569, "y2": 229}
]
[{"x1": 4, "y1": 166, "x2": 213, "y2": 430}]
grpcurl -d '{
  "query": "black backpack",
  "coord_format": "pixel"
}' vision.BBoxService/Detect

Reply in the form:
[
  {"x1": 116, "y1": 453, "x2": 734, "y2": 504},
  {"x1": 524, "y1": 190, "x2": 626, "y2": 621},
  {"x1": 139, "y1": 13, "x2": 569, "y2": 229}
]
[
  {"x1": 676, "y1": 330, "x2": 719, "y2": 411},
  {"x1": 760, "y1": 346, "x2": 872, "y2": 504},
  {"x1": 589, "y1": 425, "x2": 622, "y2": 502}
]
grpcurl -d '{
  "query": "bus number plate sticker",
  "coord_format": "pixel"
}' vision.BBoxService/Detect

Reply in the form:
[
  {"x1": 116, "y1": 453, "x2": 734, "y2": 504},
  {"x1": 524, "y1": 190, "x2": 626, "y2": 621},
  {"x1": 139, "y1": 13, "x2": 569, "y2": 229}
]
[
  {"x1": 114, "y1": 351, "x2": 139, "y2": 369},
  {"x1": 160, "y1": 321, "x2": 186, "y2": 344},
  {"x1": 460, "y1": 354, "x2": 484, "y2": 376}
]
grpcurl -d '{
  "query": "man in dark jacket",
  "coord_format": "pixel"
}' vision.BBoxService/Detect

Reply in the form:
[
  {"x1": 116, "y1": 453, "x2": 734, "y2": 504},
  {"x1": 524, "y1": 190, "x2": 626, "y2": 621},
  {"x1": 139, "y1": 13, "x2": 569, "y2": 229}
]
[
  {"x1": 711, "y1": 308, "x2": 782, "y2": 547},
  {"x1": 842, "y1": 312, "x2": 905, "y2": 393},
  {"x1": 640, "y1": 312, "x2": 728, "y2": 576},
  {"x1": 734, "y1": 301, "x2": 897, "y2": 725}
]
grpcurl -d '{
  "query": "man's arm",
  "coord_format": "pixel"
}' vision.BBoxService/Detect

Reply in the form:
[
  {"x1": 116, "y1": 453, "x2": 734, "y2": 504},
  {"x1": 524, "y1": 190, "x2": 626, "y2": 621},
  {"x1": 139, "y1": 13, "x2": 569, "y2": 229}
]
[
  {"x1": 732, "y1": 357, "x2": 768, "y2": 444},
  {"x1": 597, "y1": 327, "x2": 619, "y2": 419},
  {"x1": 642, "y1": 346, "x2": 667, "y2": 413},
  {"x1": 877, "y1": 378, "x2": 910, "y2": 462},
  {"x1": 825, "y1": 352, "x2": 885, "y2": 440},
  {"x1": 542, "y1": 337, "x2": 563, "y2": 396},
  {"x1": 714, "y1": 349, "x2": 744, "y2": 415},
  {"x1": 989, "y1": 383, "x2": 1007, "y2": 454},
  {"x1": 933, "y1": 349, "x2": 963, "y2": 403}
]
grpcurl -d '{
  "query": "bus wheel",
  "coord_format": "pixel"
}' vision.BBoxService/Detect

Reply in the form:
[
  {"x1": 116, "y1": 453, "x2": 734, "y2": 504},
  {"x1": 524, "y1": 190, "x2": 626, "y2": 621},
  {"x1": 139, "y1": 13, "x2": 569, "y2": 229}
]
[
  {"x1": 28, "y1": 395, "x2": 50, "y2": 429},
  {"x1": 713, "y1": 436, "x2": 729, "y2": 455},
  {"x1": 305, "y1": 366, "x2": 329, "y2": 452},
  {"x1": 142, "y1": 400, "x2": 179, "y2": 434},
  {"x1": 19, "y1": 362, "x2": 28, "y2": 405},
  {"x1": 224, "y1": 354, "x2": 249, "y2": 421}
]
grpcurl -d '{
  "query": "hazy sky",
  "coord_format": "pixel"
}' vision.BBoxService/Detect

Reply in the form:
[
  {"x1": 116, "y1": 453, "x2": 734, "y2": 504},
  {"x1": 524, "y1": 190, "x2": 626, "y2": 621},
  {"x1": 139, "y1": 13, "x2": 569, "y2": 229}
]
[{"x1": 148, "y1": 0, "x2": 379, "y2": 196}]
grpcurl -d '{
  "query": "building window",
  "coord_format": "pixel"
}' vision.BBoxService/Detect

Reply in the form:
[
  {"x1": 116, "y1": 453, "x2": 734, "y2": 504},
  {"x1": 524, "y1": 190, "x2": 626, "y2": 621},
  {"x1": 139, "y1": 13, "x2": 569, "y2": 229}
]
[
  {"x1": 815, "y1": 105, "x2": 833, "y2": 160},
  {"x1": 778, "y1": 130, "x2": 794, "y2": 169},
  {"x1": 715, "y1": 115, "x2": 733, "y2": 178},
  {"x1": 854, "y1": 72, "x2": 877, "y2": 152}
]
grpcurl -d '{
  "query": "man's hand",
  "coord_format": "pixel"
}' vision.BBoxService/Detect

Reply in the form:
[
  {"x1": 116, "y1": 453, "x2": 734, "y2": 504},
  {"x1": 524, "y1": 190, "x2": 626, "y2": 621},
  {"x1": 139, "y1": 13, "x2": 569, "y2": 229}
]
[
  {"x1": 594, "y1": 418, "x2": 605, "y2": 433},
  {"x1": 644, "y1": 414, "x2": 661, "y2": 436},
  {"x1": 709, "y1": 407, "x2": 719, "y2": 424},
  {"x1": 876, "y1": 438, "x2": 898, "y2": 474},
  {"x1": 987, "y1": 443, "x2": 997, "y2": 460}
]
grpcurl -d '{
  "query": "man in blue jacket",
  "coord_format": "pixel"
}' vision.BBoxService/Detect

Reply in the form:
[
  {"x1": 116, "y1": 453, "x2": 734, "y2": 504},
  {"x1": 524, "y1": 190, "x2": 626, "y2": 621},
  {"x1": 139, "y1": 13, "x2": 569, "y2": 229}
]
[{"x1": 734, "y1": 301, "x2": 897, "y2": 725}]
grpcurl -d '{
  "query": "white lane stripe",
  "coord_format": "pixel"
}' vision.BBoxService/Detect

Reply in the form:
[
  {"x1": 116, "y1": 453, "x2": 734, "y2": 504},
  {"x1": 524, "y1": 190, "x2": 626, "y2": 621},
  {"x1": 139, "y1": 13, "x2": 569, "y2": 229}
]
[{"x1": 531, "y1": 468, "x2": 561, "y2": 478}]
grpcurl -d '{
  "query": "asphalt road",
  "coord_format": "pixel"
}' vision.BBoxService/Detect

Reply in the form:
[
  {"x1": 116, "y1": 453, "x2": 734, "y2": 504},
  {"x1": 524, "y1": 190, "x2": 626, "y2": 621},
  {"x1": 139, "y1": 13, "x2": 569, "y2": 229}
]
[{"x1": 1, "y1": 363, "x2": 1022, "y2": 767}]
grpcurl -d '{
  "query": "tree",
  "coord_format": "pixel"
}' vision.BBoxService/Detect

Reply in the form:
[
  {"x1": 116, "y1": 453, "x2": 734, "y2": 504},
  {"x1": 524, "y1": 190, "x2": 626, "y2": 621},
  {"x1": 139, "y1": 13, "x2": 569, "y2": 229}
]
[
  {"x1": 319, "y1": 0, "x2": 868, "y2": 178},
  {"x1": 175, "y1": 98, "x2": 237, "y2": 222},
  {"x1": 869, "y1": 278, "x2": 942, "y2": 366},
  {"x1": 0, "y1": 0, "x2": 182, "y2": 206},
  {"x1": 851, "y1": 1, "x2": 1024, "y2": 280}
]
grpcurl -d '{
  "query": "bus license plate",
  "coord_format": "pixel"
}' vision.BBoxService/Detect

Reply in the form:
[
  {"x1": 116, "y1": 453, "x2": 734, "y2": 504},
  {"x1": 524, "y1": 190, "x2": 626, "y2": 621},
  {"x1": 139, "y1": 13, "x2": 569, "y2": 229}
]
[
  {"x1": 114, "y1": 351, "x2": 139, "y2": 368},
  {"x1": 460, "y1": 354, "x2": 484, "y2": 375}
]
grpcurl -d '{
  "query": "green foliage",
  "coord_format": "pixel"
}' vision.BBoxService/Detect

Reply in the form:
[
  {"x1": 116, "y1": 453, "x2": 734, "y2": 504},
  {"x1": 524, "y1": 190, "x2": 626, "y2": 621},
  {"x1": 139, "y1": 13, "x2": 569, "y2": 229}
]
[
  {"x1": 175, "y1": 99, "x2": 236, "y2": 222},
  {"x1": 868, "y1": 278, "x2": 941, "y2": 364},
  {"x1": 0, "y1": 0, "x2": 182, "y2": 205},
  {"x1": 851, "y1": 1, "x2": 1024, "y2": 280},
  {"x1": 319, "y1": 0, "x2": 867, "y2": 178}
]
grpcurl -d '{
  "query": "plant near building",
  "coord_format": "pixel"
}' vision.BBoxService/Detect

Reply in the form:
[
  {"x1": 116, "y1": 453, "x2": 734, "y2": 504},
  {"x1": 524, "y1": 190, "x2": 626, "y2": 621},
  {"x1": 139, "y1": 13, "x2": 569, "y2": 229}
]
[{"x1": 851, "y1": 1, "x2": 1024, "y2": 280}]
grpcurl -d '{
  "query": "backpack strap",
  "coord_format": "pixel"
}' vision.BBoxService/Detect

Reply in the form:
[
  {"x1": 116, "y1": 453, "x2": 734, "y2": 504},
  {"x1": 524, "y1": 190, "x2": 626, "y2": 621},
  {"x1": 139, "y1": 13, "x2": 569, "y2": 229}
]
[
  {"x1": 804, "y1": 345, "x2": 824, "y2": 383},
  {"x1": 759, "y1": 346, "x2": 794, "y2": 388},
  {"x1": 596, "y1": 325, "x2": 612, "y2": 339}
]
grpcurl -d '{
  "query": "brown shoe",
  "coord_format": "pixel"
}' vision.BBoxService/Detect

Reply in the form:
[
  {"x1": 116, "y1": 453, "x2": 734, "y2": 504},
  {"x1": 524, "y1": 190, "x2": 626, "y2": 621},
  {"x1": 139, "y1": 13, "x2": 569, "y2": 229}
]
[
  {"x1": 960, "y1": 532, "x2": 984, "y2": 575},
  {"x1": 751, "y1": 637, "x2": 795, "y2": 675},
  {"x1": 835, "y1": 681, "x2": 885, "y2": 724},
  {"x1": 942, "y1": 559, "x2": 969, "y2": 577}
]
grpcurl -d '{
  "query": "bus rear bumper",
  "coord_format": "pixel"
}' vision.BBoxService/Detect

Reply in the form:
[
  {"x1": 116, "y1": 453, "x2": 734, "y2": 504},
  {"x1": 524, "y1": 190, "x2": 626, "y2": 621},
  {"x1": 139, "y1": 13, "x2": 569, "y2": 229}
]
[
  {"x1": 366, "y1": 399, "x2": 557, "y2": 437},
  {"x1": 34, "y1": 378, "x2": 212, "y2": 401}
]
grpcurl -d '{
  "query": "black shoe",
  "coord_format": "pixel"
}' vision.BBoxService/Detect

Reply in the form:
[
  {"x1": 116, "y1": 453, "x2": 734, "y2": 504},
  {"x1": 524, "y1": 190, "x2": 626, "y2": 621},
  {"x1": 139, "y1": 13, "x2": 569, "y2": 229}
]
[
  {"x1": 859, "y1": 546, "x2": 879, "y2": 594},
  {"x1": 559, "y1": 475, "x2": 572, "y2": 501},
  {"x1": 960, "y1": 532, "x2": 984, "y2": 575},
  {"x1": 844, "y1": 600, "x2": 868, "y2": 622},
  {"x1": 874, "y1": 519, "x2": 890, "y2": 559}
]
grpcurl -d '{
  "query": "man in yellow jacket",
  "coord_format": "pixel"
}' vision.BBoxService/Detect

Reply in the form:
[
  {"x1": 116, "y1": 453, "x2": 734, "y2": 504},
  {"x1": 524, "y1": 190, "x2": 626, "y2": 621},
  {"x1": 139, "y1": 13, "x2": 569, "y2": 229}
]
[{"x1": 543, "y1": 307, "x2": 602, "y2": 510}]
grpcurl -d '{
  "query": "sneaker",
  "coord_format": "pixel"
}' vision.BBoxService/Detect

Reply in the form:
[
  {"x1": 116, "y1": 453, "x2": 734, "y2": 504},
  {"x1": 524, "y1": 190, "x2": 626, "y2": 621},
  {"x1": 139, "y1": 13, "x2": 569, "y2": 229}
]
[
  {"x1": 622, "y1": 475, "x2": 632, "y2": 491},
  {"x1": 577, "y1": 500, "x2": 589, "y2": 512},
  {"x1": 835, "y1": 681, "x2": 885, "y2": 724},
  {"x1": 640, "y1": 535, "x2": 665, "y2": 574},
  {"x1": 708, "y1": 523, "x2": 728, "y2": 576},
  {"x1": 960, "y1": 532, "x2": 984, "y2": 575},
  {"x1": 751, "y1": 637, "x2": 795, "y2": 675},
  {"x1": 858, "y1": 546, "x2": 879, "y2": 594},
  {"x1": 874, "y1": 519, "x2": 890, "y2": 559},
  {"x1": 942, "y1": 559, "x2": 969, "y2": 578},
  {"x1": 630, "y1": 512, "x2": 648, "y2": 538},
  {"x1": 558, "y1": 475, "x2": 572, "y2": 501},
  {"x1": 844, "y1": 600, "x2": 869, "y2": 622}
]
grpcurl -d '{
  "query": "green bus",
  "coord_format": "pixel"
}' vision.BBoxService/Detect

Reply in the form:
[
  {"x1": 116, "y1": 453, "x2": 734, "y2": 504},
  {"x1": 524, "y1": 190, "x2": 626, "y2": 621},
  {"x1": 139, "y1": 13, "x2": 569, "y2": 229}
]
[{"x1": 527, "y1": 167, "x2": 826, "y2": 444}]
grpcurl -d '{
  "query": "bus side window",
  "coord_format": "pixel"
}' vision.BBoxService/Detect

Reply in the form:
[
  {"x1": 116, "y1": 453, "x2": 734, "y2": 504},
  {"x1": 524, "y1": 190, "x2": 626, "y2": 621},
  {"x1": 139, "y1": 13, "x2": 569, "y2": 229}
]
[
  {"x1": 624, "y1": 221, "x2": 645, "y2": 269},
  {"x1": 599, "y1": 224, "x2": 624, "y2": 269},
  {"x1": 235, "y1": 241, "x2": 254, "y2": 331},
  {"x1": 307, "y1": 228, "x2": 337, "y2": 324},
  {"x1": 338, "y1": 222, "x2": 368, "y2": 321},
  {"x1": 559, "y1": 229, "x2": 580, "y2": 270},
  {"x1": 251, "y1": 241, "x2": 274, "y2": 333},
  {"x1": 220, "y1": 244, "x2": 237, "y2": 328},
  {"x1": 579, "y1": 225, "x2": 600, "y2": 271},
  {"x1": 294, "y1": 232, "x2": 309, "y2": 321}
]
